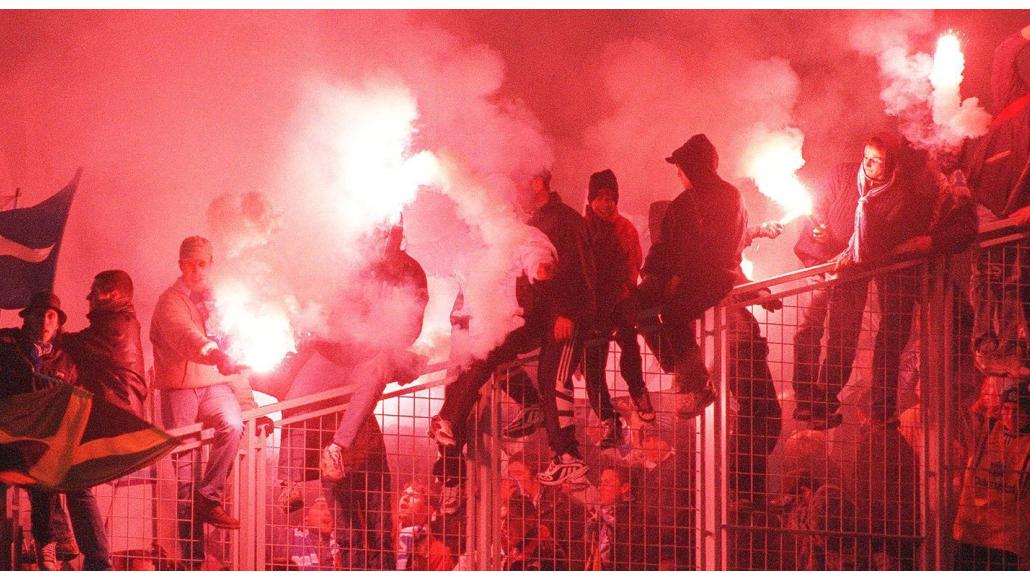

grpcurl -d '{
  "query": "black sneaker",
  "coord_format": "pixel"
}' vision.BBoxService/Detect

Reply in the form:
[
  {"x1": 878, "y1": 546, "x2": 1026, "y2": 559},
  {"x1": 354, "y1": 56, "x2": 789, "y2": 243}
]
[
  {"x1": 537, "y1": 453, "x2": 588, "y2": 486},
  {"x1": 631, "y1": 390, "x2": 657, "y2": 422},
  {"x1": 599, "y1": 416, "x2": 625, "y2": 449},
  {"x1": 676, "y1": 384, "x2": 717, "y2": 419},
  {"x1": 502, "y1": 405, "x2": 544, "y2": 439},
  {"x1": 807, "y1": 413, "x2": 844, "y2": 431},
  {"x1": 439, "y1": 480, "x2": 462, "y2": 515}
]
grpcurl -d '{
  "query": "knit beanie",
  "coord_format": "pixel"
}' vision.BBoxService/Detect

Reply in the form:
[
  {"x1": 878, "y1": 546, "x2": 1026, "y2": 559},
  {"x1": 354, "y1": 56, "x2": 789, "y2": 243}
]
[{"x1": 588, "y1": 169, "x2": 619, "y2": 202}]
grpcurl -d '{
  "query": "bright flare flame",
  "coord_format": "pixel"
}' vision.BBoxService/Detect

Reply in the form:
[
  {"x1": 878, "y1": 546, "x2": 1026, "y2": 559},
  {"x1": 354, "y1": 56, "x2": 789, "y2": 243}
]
[
  {"x1": 742, "y1": 126, "x2": 813, "y2": 224},
  {"x1": 927, "y1": 32, "x2": 991, "y2": 150},
  {"x1": 930, "y1": 32, "x2": 963, "y2": 91},
  {"x1": 330, "y1": 85, "x2": 441, "y2": 230},
  {"x1": 211, "y1": 282, "x2": 297, "y2": 374},
  {"x1": 741, "y1": 257, "x2": 755, "y2": 280}
]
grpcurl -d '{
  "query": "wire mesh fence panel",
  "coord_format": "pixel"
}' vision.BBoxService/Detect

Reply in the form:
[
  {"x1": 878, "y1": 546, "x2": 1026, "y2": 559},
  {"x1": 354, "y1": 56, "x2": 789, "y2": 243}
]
[
  {"x1": 723, "y1": 260, "x2": 929, "y2": 571},
  {"x1": 947, "y1": 235, "x2": 1030, "y2": 571},
  {"x1": 4, "y1": 231, "x2": 1029, "y2": 571}
]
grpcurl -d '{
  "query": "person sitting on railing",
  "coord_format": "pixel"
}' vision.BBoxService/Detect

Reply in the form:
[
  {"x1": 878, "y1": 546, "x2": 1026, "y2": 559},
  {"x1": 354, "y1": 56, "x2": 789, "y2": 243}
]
[
  {"x1": 150, "y1": 236, "x2": 257, "y2": 566},
  {"x1": 430, "y1": 169, "x2": 597, "y2": 512},
  {"x1": 964, "y1": 25, "x2": 1030, "y2": 381},
  {"x1": 581, "y1": 168, "x2": 655, "y2": 450},
  {"x1": 803, "y1": 133, "x2": 935, "y2": 431},
  {"x1": 722, "y1": 216, "x2": 787, "y2": 514},
  {"x1": 638, "y1": 134, "x2": 747, "y2": 420}
]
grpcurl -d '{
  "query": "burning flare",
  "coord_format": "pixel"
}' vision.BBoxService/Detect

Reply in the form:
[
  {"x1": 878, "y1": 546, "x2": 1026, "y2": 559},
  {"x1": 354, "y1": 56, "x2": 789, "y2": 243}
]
[
  {"x1": 928, "y1": 31, "x2": 991, "y2": 151},
  {"x1": 211, "y1": 282, "x2": 297, "y2": 374},
  {"x1": 742, "y1": 126, "x2": 813, "y2": 224}
]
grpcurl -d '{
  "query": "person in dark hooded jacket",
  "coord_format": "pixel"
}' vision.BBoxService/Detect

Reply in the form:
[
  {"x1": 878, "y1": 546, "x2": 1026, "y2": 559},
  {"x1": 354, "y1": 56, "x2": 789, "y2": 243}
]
[
  {"x1": 965, "y1": 26, "x2": 1030, "y2": 379},
  {"x1": 582, "y1": 169, "x2": 655, "y2": 448},
  {"x1": 639, "y1": 134, "x2": 747, "y2": 419},
  {"x1": 61, "y1": 270, "x2": 148, "y2": 417}
]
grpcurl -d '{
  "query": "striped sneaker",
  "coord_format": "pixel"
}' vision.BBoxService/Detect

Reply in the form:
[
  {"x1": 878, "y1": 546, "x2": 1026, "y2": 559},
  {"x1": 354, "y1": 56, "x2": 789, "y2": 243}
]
[{"x1": 537, "y1": 453, "x2": 588, "y2": 486}]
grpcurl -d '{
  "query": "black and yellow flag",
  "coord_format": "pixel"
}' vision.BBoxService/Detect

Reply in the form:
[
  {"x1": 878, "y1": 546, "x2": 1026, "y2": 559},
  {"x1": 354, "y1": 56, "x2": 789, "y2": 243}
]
[{"x1": 0, "y1": 382, "x2": 178, "y2": 491}]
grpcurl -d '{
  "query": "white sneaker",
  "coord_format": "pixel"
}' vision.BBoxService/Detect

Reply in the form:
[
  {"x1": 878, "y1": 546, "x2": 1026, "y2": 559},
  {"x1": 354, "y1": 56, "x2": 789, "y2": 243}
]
[
  {"x1": 428, "y1": 415, "x2": 457, "y2": 447},
  {"x1": 537, "y1": 453, "x2": 588, "y2": 486},
  {"x1": 320, "y1": 444, "x2": 345, "y2": 482}
]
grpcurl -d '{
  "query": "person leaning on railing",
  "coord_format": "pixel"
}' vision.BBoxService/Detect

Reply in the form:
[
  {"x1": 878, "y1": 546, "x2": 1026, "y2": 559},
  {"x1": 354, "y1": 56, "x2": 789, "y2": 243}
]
[
  {"x1": 963, "y1": 25, "x2": 1030, "y2": 382},
  {"x1": 801, "y1": 133, "x2": 935, "y2": 431}
]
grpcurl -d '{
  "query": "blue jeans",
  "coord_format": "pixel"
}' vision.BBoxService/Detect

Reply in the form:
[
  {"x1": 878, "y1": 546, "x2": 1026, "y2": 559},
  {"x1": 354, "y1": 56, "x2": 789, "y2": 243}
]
[
  {"x1": 160, "y1": 384, "x2": 243, "y2": 563},
  {"x1": 28, "y1": 488, "x2": 112, "y2": 570}
]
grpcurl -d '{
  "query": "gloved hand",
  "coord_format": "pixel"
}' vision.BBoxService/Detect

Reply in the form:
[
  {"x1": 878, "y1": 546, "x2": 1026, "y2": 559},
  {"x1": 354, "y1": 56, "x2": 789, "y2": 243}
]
[
  {"x1": 254, "y1": 416, "x2": 275, "y2": 437},
  {"x1": 755, "y1": 221, "x2": 784, "y2": 240},
  {"x1": 756, "y1": 288, "x2": 783, "y2": 312}
]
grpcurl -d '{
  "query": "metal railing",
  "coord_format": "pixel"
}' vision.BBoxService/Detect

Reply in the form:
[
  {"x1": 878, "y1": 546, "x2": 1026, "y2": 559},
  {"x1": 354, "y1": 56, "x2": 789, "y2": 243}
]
[{"x1": 4, "y1": 220, "x2": 1027, "y2": 570}]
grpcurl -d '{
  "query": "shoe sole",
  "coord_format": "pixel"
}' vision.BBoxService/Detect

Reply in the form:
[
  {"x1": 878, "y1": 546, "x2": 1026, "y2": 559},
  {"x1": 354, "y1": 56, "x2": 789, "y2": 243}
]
[
  {"x1": 676, "y1": 390, "x2": 717, "y2": 419},
  {"x1": 502, "y1": 425, "x2": 542, "y2": 439},
  {"x1": 205, "y1": 520, "x2": 241, "y2": 530},
  {"x1": 538, "y1": 462, "x2": 589, "y2": 486}
]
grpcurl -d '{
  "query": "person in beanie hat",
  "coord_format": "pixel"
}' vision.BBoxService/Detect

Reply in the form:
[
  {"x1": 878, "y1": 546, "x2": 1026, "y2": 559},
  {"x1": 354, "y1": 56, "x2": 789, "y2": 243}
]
[
  {"x1": 1, "y1": 291, "x2": 114, "y2": 569},
  {"x1": 953, "y1": 382, "x2": 1030, "y2": 569},
  {"x1": 639, "y1": 134, "x2": 747, "y2": 418},
  {"x1": 582, "y1": 168, "x2": 654, "y2": 449}
]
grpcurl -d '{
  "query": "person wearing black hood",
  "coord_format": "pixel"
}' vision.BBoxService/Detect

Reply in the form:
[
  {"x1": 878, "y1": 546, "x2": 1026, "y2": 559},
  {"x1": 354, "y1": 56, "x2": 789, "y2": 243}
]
[
  {"x1": 582, "y1": 169, "x2": 655, "y2": 448},
  {"x1": 639, "y1": 134, "x2": 747, "y2": 419},
  {"x1": 965, "y1": 25, "x2": 1030, "y2": 379}
]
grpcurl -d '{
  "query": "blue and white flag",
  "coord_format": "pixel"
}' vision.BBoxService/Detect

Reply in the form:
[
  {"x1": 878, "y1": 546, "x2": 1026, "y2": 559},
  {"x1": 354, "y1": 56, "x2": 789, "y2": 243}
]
[{"x1": 0, "y1": 168, "x2": 79, "y2": 309}]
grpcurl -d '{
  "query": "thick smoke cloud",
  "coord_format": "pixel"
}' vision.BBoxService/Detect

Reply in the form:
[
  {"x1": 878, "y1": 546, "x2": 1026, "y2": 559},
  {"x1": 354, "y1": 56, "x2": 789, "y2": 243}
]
[{"x1": 1, "y1": 10, "x2": 1026, "y2": 370}]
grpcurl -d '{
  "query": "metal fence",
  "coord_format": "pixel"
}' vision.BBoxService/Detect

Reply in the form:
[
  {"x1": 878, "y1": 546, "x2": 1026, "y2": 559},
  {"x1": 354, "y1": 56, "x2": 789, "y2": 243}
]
[{"x1": 3, "y1": 223, "x2": 1028, "y2": 571}]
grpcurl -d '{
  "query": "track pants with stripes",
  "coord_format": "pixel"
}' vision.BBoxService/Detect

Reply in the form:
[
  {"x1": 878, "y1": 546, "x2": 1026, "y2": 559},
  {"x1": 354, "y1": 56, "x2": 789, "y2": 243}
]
[{"x1": 437, "y1": 310, "x2": 583, "y2": 478}]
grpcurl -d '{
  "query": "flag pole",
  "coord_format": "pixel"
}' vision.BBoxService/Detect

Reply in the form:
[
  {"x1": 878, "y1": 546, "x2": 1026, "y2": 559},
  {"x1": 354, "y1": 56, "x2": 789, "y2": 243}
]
[{"x1": 0, "y1": 188, "x2": 21, "y2": 326}]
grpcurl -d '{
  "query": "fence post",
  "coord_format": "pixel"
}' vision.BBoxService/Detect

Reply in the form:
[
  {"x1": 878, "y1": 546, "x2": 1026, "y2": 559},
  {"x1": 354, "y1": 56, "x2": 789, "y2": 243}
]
[
  {"x1": 701, "y1": 304, "x2": 727, "y2": 571},
  {"x1": 236, "y1": 418, "x2": 255, "y2": 570}
]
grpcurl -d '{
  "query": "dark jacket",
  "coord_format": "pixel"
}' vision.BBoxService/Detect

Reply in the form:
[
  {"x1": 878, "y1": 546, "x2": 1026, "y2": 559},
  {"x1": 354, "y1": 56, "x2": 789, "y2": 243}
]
[
  {"x1": 585, "y1": 207, "x2": 642, "y2": 318},
  {"x1": 528, "y1": 192, "x2": 597, "y2": 324},
  {"x1": 794, "y1": 163, "x2": 862, "y2": 267},
  {"x1": 504, "y1": 527, "x2": 570, "y2": 571},
  {"x1": 929, "y1": 181, "x2": 979, "y2": 254},
  {"x1": 642, "y1": 173, "x2": 746, "y2": 314},
  {"x1": 966, "y1": 31, "x2": 1030, "y2": 218},
  {"x1": 0, "y1": 328, "x2": 78, "y2": 399},
  {"x1": 368, "y1": 248, "x2": 429, "y2": 348},
  {"x1": 60, "y1": 301, "x2": 148, "y2": 417}
]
